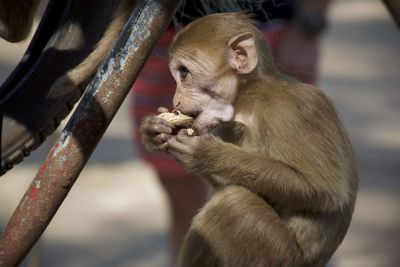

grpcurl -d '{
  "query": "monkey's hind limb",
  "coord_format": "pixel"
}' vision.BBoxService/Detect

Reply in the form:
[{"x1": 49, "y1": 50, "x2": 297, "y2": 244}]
[{"x1": 178, "y1": 185, "x2": 303, "y2": 267}]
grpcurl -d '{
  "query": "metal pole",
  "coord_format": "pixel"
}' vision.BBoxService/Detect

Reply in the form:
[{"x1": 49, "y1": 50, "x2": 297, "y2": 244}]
[{"x1": 0, "y1": 0, "x2": 182, "y2": 265}]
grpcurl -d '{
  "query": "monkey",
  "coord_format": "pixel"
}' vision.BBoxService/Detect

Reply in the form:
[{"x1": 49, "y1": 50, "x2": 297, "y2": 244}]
[
  {"x1": 140, "y1": 12, "x2": 358, "y2": 267},
  {"x1": 0, "y1": 0, "x2": 40, "y2": 42}
]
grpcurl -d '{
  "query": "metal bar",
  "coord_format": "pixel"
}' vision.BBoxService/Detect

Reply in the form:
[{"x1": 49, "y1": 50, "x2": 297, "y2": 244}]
[{"x1": 0, "y1": 0, "x2": 182, "y2": 265}]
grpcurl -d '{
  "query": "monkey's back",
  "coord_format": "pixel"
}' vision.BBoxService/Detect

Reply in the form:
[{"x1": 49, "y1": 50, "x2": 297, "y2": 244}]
[{"x1": 231, "y1": 78, "x2": 358, "y2": 266}]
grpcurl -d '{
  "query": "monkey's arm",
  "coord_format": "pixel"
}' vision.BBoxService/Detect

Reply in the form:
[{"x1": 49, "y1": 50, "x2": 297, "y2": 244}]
[
  {"x1": 168, "y1": 131, "x2": 347, "y2": 212},
  {"x1": 140, "y1": 114, "x2": 176, "y2": 152}
]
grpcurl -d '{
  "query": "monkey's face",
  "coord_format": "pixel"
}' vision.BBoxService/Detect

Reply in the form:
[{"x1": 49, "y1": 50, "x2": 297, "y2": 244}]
[{"x1": 169, "y1": 49, "x2": 237, "y2": 134}]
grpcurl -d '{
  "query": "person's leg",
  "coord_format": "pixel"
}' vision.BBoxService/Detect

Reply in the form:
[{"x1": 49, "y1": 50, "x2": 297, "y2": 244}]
[{"x1": 158, "y1": 173, "x2": 209, "y2": 264}]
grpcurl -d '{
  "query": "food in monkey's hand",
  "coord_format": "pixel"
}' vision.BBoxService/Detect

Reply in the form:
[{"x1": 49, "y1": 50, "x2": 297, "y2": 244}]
[
  {"x1": 157, "y1": 110, "x2": 194, "y2": 127},
  {"x1": 186, "y1": 128, "x2": 195, "y2": 136}
]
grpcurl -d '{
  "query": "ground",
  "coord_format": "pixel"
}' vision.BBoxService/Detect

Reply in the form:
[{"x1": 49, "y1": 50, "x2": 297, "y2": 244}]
[{"x1": 0, "y1": 0, "x2": 399, "y2": 266}]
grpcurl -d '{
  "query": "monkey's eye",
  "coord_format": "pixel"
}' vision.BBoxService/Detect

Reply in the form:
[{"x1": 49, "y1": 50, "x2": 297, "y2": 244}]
[{"x1": 178, "y1": 65, "x2": 190, "y2": 80}]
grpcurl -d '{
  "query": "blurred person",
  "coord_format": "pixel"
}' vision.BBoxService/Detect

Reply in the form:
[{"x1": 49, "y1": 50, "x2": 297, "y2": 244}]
[{"x1": 131, "y1": 0, "x2": 330, "y2": 264}]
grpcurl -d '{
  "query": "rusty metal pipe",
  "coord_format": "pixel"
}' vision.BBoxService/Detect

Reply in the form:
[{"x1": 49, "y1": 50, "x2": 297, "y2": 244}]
[{"x1": 0, "y1": 0, "x2": 182, "y2": 265}]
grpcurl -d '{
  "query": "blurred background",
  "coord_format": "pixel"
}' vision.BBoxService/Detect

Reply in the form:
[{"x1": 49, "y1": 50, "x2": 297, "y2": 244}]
[{"x1": 0, "y1": 0, "x2": 399, "y2": 266}]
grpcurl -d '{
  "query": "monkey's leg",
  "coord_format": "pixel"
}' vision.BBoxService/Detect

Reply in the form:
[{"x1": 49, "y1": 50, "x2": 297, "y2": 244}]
[{"x1": 178, "y1": 185, "x2": 304, "y2": 267}]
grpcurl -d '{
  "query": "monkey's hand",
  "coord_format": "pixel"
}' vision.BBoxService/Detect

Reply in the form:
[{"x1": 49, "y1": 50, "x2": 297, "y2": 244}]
[
  {"x1": 167, "y1": 129, "x2": 201, "y2": 166},
  {"x1": 167, "y1": 129, "x2": 231, "y2": 186},
  {"x1": 140, "y1": 111, "x2": 176, "y2": 152}
]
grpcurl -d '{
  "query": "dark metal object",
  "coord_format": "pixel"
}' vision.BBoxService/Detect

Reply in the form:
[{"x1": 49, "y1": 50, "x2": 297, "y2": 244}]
[
  {"x1": 383, "y1": 0, "x2": 400, "y2": 28},
  {"x1": 0, "y1": 0, "x2": 182, "y2": 265},
  {"x1": 1, "y1": 0, "x2": 119, "y2": 175}
]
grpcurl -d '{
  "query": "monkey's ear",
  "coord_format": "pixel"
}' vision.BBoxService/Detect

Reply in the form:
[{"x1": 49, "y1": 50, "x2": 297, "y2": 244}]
[{"x1": 226, "y1": 32, "x2": 258, "y2": 74}]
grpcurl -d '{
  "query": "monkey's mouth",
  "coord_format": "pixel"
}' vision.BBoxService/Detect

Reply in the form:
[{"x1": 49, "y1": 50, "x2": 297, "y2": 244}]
[
  {"x1": 173, "y1": 108, "x2": 199, "y2": 119},
  {"x1": 177, "y1": 109, "x2": 199, "y2": 120},
  {"x1": 187, "y1": 111, "x2": 200, "y2": 119}
]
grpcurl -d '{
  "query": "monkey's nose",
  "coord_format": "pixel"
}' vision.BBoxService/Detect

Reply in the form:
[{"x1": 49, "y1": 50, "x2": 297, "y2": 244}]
[{"x1": 174, "y1": 101, "x2": 181, "y2": 108}]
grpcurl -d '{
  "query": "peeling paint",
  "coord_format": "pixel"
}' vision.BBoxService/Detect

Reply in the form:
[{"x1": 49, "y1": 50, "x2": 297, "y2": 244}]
[
  {"x1": 102, "y1": 90, "x2": 114, "y2": 103},
  {"x1": 35, "y1": 180, "x2": 41, "y2": 189},
  {"x1": 119, "y1": 6, "x2": 155, "y2": 69},
  {"x1": 119, "y1": 21, "x2": 152, "y2": 69},
  {"x1": 28, "y1": 186, "x2": 40, "y2": 202},
  {"x1": 53, "y1": 131, "x2": 72, "y2": 157}
]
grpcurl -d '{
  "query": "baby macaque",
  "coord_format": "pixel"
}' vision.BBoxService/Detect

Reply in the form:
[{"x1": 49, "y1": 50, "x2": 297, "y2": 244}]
[{"x1": 140, "y1": 13, "x2": 358, "y2": 267}]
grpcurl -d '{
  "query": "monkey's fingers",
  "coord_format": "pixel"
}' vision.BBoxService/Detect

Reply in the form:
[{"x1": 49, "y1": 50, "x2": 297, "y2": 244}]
[
  {"x1": 154, "y1": 133, "x2": 174, "y2": 143},
  {"x1": 176, "y1": 129, "x2": 197, "y2": 145},
  {"x1": 167, "y1": 138, "x2": 191, "y2": 155},
  {"x1": 143, "y1": 124, "x2": 173, "y2": 135},
  {"x1": 141, "y1": 117, "x2": 175, "y2": 135},
  {"x1": 152, "y1": 116, "x2": 176, "y2": 128},
  {"x1": 159, "y1": 142, "x2": 169, "y2": 152}
]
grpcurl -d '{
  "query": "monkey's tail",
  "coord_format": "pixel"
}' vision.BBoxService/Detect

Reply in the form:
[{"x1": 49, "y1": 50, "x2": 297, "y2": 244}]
[{"x1": 48, "y1": 0, "x2": 137, "y2": 98}]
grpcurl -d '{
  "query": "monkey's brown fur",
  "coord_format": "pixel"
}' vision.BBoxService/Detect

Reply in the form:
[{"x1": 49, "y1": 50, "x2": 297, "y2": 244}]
[{"x1": 141, "y1": 13, "x2": 358, "y2": 267}]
